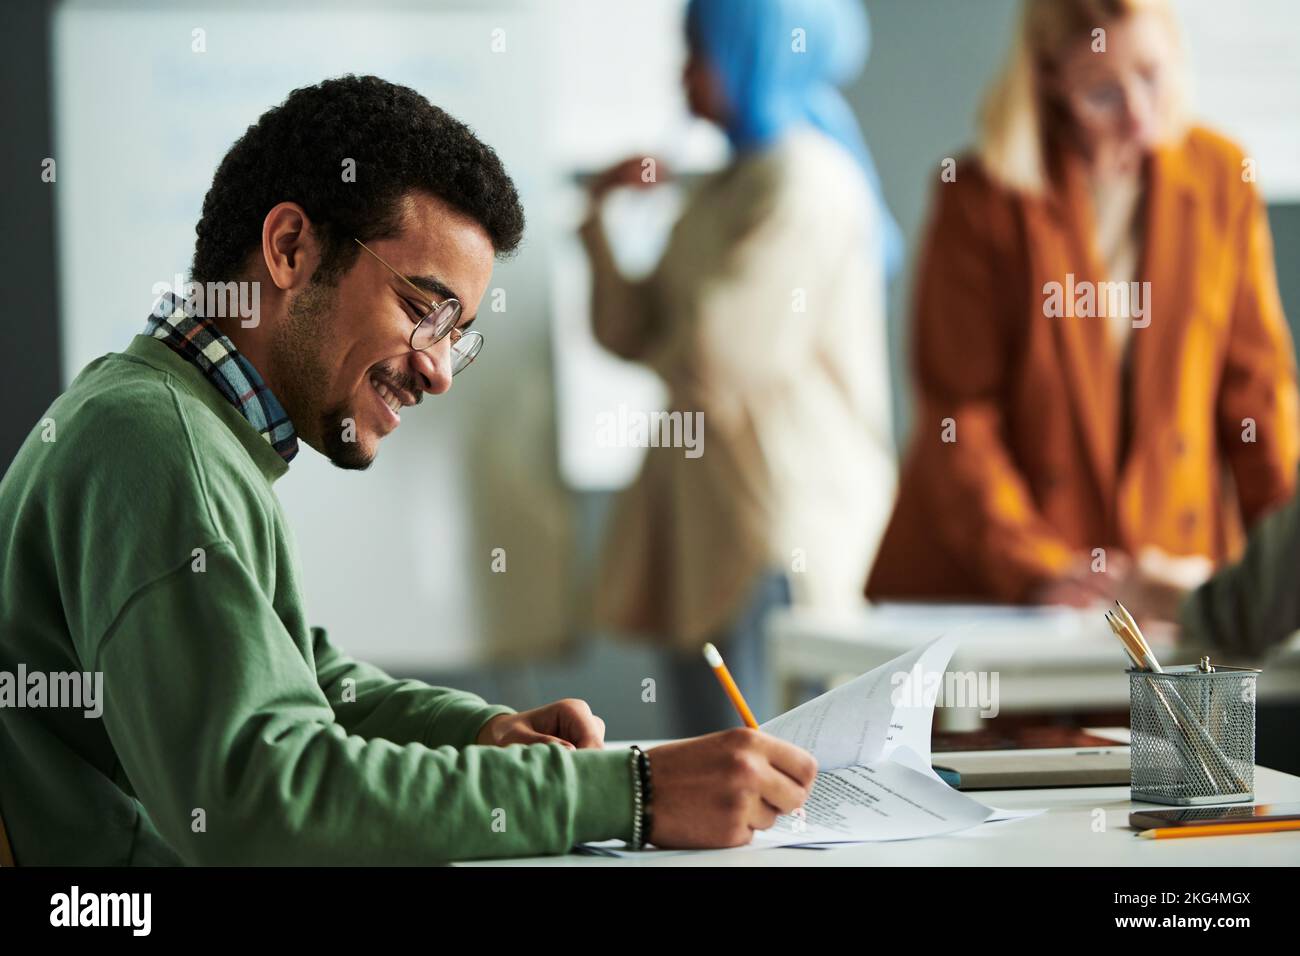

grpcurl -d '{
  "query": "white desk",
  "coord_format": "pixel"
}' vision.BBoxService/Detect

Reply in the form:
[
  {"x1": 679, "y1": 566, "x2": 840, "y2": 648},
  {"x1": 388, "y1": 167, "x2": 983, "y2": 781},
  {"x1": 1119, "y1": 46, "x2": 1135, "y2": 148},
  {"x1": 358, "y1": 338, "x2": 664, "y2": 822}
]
[
  {"x1": 460, "y1": 734, "x2": 1300, "y2": 867},
  {"x1": 765, "y1": 604, "x2": 1300, "y2": 727}
]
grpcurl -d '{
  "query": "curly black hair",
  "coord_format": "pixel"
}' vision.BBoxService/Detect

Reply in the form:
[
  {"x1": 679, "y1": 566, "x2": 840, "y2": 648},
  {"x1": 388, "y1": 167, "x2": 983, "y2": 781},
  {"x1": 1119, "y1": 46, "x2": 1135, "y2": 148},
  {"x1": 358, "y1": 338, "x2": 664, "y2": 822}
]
[{"x1": 191, "y1": 74, "x2": 524, "y2": 285}]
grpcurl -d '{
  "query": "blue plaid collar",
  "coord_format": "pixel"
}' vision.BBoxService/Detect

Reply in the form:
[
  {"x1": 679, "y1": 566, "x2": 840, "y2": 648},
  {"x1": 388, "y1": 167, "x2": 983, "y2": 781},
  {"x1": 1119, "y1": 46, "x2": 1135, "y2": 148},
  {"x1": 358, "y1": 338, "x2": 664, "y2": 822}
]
[{"x1": 143, "y1": 292, "x2": 299, "y2": 463}]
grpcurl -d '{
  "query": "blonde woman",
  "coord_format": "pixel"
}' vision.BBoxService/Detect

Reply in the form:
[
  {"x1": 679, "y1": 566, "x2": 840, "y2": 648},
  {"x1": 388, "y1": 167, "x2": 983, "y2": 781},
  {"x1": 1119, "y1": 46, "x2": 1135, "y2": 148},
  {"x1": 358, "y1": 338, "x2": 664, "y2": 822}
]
[
  {"x1": 869, "y1": 0, "x2": 1298, "y2": 606},
  {"x1": 581, "y1": 0, "x2": 898, "y2": 734}
]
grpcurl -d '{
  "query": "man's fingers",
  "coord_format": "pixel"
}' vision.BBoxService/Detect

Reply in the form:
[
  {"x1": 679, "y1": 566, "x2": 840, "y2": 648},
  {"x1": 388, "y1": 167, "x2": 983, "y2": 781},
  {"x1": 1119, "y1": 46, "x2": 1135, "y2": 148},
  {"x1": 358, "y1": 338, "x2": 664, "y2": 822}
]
[
  {"x1": 753, "y1": 799, "x2": 784, "y2": 832},
  {"x1": 755, "y1": 735, "x2": 819, "y2": 790},
  {"x1": 548, "y1": 700, "x2": 605, "y2": 749},
  {"x1": 506, "y1": 729, "x2": 576, "y2": 750},
  {"x1": 756, "y1": 763, "x2": 813, "y2": 816},
  {"x1": 565, "y1": 714, "x2": 605, "y2": 749}
]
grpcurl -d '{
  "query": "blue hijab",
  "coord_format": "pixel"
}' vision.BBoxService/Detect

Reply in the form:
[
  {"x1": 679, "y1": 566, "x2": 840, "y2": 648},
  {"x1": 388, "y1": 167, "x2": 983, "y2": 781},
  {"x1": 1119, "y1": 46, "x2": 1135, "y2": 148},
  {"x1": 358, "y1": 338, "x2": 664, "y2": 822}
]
[{"x1": 686, "y1": 0, "x2": 903, "y2": 280}]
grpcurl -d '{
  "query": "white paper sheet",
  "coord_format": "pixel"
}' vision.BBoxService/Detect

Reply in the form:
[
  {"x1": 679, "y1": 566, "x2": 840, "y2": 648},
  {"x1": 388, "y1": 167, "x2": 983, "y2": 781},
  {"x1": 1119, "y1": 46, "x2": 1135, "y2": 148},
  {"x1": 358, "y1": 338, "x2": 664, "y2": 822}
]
[
  {"x1": 751, "y1": 758, "x2": 994, "y2": 847},
  {"x1": 758, "y1": 634, "x2": 960, "y2": 770}
]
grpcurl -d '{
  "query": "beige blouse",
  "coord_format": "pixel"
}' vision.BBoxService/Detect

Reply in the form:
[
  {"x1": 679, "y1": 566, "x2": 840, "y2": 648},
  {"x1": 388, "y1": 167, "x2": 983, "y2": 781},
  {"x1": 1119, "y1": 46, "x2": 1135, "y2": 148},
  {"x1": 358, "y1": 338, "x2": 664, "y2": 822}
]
[
  {"x1": 580, "y1": 129, "x2": 897, "y2": 649},
  {"x1": 1088, "y1": 166, "x2": 1144, "y2": 355}
]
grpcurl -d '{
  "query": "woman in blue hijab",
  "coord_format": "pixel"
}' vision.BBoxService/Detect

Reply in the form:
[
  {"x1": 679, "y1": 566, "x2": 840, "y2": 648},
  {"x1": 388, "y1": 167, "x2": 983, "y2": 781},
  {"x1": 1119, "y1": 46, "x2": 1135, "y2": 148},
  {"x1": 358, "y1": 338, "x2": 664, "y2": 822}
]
[
  {"x1": 685, "y1": 0, "x2": 903, "y2": 278},
  {"x1": 582, "y1": 0, "x2": 899, "y2": 736}
]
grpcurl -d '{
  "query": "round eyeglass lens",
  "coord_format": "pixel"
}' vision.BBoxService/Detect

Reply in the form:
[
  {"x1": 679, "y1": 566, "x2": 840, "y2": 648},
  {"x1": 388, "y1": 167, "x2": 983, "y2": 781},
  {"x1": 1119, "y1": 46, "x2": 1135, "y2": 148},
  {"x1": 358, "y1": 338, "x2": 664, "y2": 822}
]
[
  {"x1": 450, "y1": 331, "x2": 483, "y2": 376},
  {"x1": 413, "y1": 299, "x2": 462, "y2": 350}
]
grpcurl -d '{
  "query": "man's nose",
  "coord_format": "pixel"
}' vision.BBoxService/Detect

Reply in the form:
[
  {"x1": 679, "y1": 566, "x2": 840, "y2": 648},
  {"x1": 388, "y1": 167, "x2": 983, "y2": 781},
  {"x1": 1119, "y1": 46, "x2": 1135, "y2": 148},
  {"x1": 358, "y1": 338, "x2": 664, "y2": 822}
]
[{"x1": 410, "y1": 337, "x2": 453, "y2": 396}]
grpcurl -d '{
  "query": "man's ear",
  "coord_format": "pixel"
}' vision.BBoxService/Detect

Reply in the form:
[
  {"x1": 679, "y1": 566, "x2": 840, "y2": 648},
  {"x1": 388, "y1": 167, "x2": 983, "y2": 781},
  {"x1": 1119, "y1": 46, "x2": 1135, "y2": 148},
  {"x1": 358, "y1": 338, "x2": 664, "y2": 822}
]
[{"x1": 261, "y1": 202, "x2": 320, "y2": 292}]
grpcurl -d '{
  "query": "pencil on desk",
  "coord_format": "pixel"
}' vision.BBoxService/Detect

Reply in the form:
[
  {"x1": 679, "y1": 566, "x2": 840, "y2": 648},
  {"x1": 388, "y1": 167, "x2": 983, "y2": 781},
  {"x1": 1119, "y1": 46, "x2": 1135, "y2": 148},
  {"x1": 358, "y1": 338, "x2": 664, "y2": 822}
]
[
  {"x1": 1137, "y1": 820, "x2": 1300, "y2": 840},
  {"x1": 702, "y1": 642, "x2": 760, "y2": 729}
]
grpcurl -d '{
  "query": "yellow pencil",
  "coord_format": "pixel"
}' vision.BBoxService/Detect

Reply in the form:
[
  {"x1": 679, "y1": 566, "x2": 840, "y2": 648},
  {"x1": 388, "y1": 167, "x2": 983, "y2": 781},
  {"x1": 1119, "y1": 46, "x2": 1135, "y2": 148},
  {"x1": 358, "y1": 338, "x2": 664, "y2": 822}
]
[
  {"x1": 702, "y1": 643, "x2": 760, "y2": 729},
  {"x1": 1115, "y1": 600, "x2": 1163, "y2": 671},
  {"x1": 1104, "y1": 610, "x2": 1147, "y2": 669},
  {"x1": 1138, "y1": 820, "x2": 1300, "y2": 839}
]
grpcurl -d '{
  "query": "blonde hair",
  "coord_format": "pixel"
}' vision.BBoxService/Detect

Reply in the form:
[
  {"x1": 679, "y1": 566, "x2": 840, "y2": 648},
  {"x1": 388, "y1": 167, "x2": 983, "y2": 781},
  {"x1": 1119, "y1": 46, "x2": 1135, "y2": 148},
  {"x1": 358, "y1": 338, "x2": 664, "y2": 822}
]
[{"x1": 978, "y1": 0, "x2": 1190, "y2": 195}]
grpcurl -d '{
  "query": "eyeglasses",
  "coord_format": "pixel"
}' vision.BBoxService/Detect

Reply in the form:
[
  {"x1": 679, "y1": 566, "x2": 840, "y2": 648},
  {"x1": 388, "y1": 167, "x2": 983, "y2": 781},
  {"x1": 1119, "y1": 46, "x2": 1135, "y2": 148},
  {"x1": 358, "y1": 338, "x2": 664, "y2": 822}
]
[{"x1": 353, "y1": 238, "x2": 483, "y2": 376}]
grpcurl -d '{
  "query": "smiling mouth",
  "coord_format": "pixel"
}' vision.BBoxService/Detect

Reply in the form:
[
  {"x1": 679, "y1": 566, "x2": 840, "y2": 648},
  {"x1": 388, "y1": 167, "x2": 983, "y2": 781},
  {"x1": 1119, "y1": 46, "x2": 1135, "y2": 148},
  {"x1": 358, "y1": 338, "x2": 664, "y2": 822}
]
[{"x1": 370, "y1": 375, "x2": 414, "y2": 421}]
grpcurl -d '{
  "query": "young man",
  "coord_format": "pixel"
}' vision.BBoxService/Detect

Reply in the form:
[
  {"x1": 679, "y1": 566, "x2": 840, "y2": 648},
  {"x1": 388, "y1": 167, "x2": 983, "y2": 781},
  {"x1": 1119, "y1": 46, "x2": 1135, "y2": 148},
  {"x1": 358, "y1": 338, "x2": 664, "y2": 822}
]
[{"x1": 0, "y1": 75, "x2": 816, "y2": 865}]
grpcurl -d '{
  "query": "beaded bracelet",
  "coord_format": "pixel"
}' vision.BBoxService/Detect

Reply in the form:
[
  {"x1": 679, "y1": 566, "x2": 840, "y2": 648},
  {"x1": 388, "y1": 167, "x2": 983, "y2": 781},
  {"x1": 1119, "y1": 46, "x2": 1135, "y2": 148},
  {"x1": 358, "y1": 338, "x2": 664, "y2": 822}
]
[{"x1": 629, "y1": 745, "x2": 653, "y2": 849}]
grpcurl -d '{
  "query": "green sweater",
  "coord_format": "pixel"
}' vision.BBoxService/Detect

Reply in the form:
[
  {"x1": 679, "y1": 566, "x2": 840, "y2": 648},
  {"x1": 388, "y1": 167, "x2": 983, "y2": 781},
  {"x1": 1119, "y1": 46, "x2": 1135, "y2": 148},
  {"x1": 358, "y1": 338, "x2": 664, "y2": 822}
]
[{"x1": 0, "y1": 335, "x2": 633, "y2": 865}]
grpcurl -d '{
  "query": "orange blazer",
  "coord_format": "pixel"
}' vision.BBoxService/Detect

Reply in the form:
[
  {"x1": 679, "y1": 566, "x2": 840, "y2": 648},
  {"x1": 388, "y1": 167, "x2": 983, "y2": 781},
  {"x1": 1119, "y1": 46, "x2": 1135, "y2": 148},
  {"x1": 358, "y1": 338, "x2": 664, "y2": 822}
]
[{"x1": 868, "y1": 127, "x2": 1299, "y2": 603}]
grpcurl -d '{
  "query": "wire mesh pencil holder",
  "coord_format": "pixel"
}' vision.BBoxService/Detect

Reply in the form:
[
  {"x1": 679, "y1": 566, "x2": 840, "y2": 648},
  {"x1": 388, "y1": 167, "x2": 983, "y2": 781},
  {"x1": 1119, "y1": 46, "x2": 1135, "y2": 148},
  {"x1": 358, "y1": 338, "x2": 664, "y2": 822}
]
[{"x1": 1128, "y1": 662, "x2": 1258, "y2": 806}]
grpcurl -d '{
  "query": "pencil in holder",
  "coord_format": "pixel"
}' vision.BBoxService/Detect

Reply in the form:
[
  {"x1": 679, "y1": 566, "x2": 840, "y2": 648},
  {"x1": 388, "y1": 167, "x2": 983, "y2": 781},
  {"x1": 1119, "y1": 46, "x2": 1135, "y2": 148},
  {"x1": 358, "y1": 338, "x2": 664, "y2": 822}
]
[{"x1": 1128, "y1": 658, "x2": 1258, "y2": 806}]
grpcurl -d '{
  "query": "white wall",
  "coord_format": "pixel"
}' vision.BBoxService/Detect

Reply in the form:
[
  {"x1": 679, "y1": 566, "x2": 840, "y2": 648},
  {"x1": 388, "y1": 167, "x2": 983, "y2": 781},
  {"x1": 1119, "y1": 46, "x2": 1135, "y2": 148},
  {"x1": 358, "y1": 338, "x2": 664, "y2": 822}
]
[{"x1": 544, "y1": 0, "x2": 727, "y2": 490}]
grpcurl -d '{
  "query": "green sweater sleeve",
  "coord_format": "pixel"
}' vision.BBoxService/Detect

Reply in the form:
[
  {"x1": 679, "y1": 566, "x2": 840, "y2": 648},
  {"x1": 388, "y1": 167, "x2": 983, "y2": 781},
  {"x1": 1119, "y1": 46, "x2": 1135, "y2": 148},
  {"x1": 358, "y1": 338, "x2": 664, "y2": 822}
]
[
  {"x1": 312, "y1": 626, "x2": 514, "y2": 749},
  {"x1": 93, "y1": 541, "x2": 634, "y2": 864}
]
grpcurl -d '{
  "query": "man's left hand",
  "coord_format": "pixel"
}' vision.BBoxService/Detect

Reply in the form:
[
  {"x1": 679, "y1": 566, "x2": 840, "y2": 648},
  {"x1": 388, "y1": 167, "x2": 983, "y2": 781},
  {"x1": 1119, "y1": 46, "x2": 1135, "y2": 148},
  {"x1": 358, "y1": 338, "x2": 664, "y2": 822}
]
[{"x1": 475, "y1": 699, "x2": 607, "y2": 750}]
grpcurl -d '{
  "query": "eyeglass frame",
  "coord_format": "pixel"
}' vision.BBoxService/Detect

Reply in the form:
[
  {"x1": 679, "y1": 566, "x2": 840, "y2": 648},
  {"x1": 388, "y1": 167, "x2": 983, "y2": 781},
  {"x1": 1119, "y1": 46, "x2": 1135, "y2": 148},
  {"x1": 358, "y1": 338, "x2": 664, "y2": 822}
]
[{"x1": 352, "y1": 237, "x2": 483, "y2": 374}]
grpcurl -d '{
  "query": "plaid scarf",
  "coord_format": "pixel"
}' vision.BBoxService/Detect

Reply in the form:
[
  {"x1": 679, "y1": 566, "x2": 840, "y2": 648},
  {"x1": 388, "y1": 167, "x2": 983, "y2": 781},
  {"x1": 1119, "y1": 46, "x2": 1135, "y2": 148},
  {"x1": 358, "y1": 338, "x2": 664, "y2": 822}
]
[{"x1": 143, "y1": 291, "x2": 299, "y2": 463}]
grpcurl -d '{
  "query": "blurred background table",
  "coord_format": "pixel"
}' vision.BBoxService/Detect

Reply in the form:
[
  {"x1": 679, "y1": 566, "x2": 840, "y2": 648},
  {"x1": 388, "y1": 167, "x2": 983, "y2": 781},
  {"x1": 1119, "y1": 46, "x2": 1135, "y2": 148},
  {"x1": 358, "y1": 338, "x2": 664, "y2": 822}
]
[{"x1": 765, "y1": 603, "x2": 1300, "y2": 735}]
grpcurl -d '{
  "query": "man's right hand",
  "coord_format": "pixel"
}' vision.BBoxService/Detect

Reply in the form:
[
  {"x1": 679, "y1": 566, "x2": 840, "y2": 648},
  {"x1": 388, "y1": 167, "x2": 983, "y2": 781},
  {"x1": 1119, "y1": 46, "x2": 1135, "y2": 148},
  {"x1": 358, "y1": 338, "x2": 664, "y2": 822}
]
[{"x1": 645, "y1": 728, "x2": 818, "y2": 848}]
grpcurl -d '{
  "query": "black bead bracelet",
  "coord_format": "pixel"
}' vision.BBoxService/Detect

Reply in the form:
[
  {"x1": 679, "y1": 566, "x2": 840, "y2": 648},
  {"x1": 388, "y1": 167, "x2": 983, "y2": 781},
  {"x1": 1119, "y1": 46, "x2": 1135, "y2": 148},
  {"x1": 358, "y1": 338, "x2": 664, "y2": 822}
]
[{"x1": 629, "y1": 745, "x2": 653, "y2": 849}]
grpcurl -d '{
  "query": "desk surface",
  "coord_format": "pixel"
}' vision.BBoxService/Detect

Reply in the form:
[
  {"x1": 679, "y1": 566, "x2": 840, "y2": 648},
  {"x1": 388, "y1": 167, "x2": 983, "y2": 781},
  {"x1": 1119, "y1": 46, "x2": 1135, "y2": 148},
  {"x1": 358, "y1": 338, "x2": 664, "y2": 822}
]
[{"x1": 459, "y1": 737, "x2": 1300, "y2": 867}]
